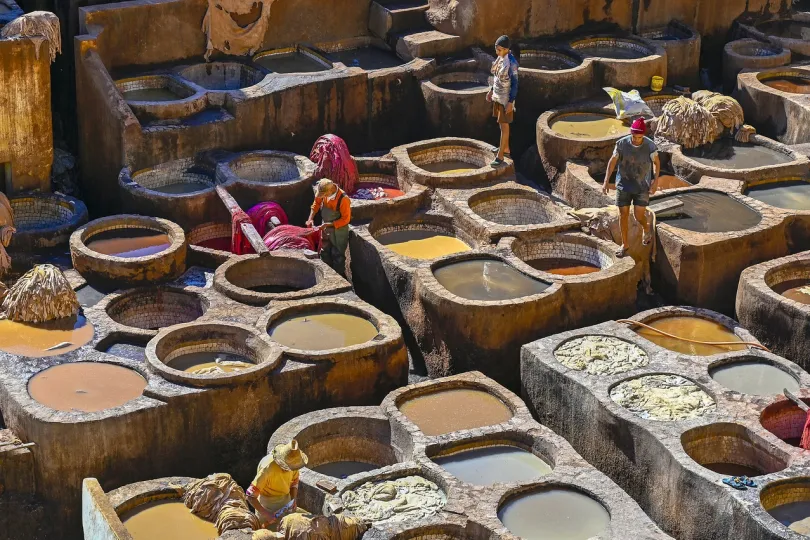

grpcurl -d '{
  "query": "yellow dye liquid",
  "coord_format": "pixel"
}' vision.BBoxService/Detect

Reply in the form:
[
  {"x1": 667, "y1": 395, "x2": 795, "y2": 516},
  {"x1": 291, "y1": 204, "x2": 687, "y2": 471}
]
[{"x1": 550, "y1": 113, "x2": 630, "y2": 139}]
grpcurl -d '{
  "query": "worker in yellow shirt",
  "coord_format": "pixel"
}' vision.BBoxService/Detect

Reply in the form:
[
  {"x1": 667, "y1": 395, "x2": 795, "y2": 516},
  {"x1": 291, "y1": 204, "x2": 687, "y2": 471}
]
[{"x1": 246, "y1": 439, "x2": 308, "y2": 529}]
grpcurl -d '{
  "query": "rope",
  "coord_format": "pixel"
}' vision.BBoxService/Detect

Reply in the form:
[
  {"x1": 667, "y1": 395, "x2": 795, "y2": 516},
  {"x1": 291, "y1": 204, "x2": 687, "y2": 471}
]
[{"x1": 616, "y1": 319, "x2": 770, "y2": 352}]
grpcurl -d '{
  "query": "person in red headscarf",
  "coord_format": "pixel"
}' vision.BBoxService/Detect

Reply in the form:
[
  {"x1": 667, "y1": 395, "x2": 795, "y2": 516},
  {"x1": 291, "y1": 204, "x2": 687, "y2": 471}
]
[{"x1": 602, "y1": 117, "x2": 660, "y2": 257}]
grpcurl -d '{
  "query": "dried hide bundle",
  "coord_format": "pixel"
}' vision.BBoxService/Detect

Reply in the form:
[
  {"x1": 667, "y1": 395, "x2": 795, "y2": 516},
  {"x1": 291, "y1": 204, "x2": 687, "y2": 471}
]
[
  {"x1": 0, "y1": 11, "x2": 61, "y2": 62},
  {"x1": 0, "y1": 265, "x2": 79, "y2": 323}
]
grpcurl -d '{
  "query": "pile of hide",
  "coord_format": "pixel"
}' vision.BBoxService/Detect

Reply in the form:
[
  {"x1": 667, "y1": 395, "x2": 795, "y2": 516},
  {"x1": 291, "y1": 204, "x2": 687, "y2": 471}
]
[
  {"x1": 692, "y1": 90, "x2": 745, "y2": 133},
  {"x1": 202, "y1": 0, "x2": 274, "y2": 60},
  {"x1": 183, "y1": 473, "x2": 260, "y2": 535},
  {"x1": 341, "y1": 476, "x2": 445, "y2": 524},
  {"x1": 0, "y1": 265, "x2": 79, "y2": 323},
  {"x1": 309, "y1": 135, "x2": 359, "y2": 195},
  {"x1": 654, "y1": 97, "x2": 717, "y2": 149},
  {"x1": 252, "y1": 513, "x2": 369, "y2": 540},
  {"x1": 0, "y1": 11, "x2": 61, "y2": 62}
]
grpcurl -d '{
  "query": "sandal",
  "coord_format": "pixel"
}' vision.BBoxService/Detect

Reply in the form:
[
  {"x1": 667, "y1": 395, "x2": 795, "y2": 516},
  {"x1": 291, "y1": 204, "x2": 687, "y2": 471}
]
[
  {"x1": 615, "y1": 246, "x2": 628, "y2": 257},
  {"x1": 722, "y1": 476, "x2": 757, "y2": 490},
  {"x1": 490, "y1": 158, "x2": 504, "y2": 167},
  {"x1": 642, "y1": 229, "x2": 652, "y2": 246}
]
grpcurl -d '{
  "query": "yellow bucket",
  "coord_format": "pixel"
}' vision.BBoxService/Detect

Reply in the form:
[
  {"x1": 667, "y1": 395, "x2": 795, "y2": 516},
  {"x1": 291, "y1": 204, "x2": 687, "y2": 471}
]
[{"x1": 651, "y1": 76, "x2": 664, "y2": 92}]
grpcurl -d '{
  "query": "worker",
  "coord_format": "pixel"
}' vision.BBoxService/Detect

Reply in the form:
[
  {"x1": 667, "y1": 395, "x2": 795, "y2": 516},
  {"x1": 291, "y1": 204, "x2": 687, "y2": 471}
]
[
  {"x1": 486, "y1": 35, "x2": 518, "y2": 167},
  {"x1": 602, "y1": 117, "x2": 660, "y2": 257},
  {"x1": 306, "y1": 179, "x2": 351, "y2": 274},
  {"x1": 246, "y1": 439, "x2": 308, "y2": 529}
]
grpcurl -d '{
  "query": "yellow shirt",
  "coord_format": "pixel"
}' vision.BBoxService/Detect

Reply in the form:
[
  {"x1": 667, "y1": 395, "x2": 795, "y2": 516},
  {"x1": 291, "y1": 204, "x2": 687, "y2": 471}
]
[{"x1": 250, "y1": 454, "x2": 300, "y2": 498}]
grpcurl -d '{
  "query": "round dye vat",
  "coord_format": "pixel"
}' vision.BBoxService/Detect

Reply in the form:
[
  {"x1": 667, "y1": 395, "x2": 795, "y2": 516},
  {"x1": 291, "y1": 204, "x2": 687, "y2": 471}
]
[
  {"x1": 763, "y1": 76, "x2": 810, "y2": 94},
  {"x1": 768, "y1": 502, "x2": 810, "y2": 536},
  {"x1": 555, "y1": 335, "x2": 649, "y2": 375},
  {"x1": 684, "y1": 140, "x2": 793, "y2": 170},
  {"x1": 633, "y1": 316, "x2": 746, "y2": 356},
  {"x1": 772, "y1": 279, "x2": 810, "y2": 305},
  {"x1": 710, "y1": 361, "x2": 798, "y2": 396},
  {"x1": 655, "y1": 191, "x2": 761, "y2": 233},
  {"x1": 377, "y1": 230, "x2": 470, "y2": 259},
  {"x1": 433, "y1": 259, "x2": 550, "y2": 301},
  {"x1": 311, "y1": 461, "x2": 380, "y2": 479},
  {"x1": 0, "y1": 315, "x2": 94, "y2": 358},
  {"x1": 610, "y1": 374, "x2": 716, "y2": 421},
  {"x1": 550, "y1": 113, "x2": 630, "y2": 139},
  {"x1": 121, "y1": 500, "x2": 218, "y2": 540},
  {"x1": 168, "y1": 352, "x2": 254, "y2": 374},
  {"x1": 419, "y1": 160, "x2": 479, "y2": 175},
  {"x1": 254, "y1": 51, "x2": 330, "y2": 73},
  {"x1": 521, "y1": 52, "x2": 579, "y2": 70},
  {"x1": 746, "y1": 180, "x2": 810, "y2": 211},
  {"x1": 575, "y1": 45, "x2": 647, "y2": 59},
  {"x1": 327, "y1": 46, "x2": 404, "y2": 71},
  {"x1": 528, "y1": 258, "x2": 600, "y2": 276},
  {"x1": 399, "y1": 388, "x2": 512, "y2": 436},
  {"x1": 268, "y1": 312, "x2": 378, "y2": 350},
  {"x1": 433, "y1": 445, "x2": 552, "y2": 485},
  {"x1": 498, "y1": 488, "x2": 610, "y2": 540},
  {"x1": 85, "y1": 228, "x2": 171, "y2": 258},
  {"x1": 28, "y1": 362, "x2": 146, "y2": 413},
  {"x1": 123, "y1": 88, "x2": 182, "y2": 102}
]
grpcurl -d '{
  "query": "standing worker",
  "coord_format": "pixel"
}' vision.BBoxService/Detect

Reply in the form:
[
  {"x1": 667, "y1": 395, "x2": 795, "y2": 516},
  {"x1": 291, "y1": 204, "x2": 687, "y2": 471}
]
[
  {"x1": 246, "y1": 439, "x2": 308, "y2": 529},
  {"x1": 486, "y1": 35, "x2": 518, "y2": 167},
  {"x1": 602, "y1": 117, "x2": 660, "y2": 256},
  {"x1": 306, "y1": 178, "x2": 351, "y2": 275}
]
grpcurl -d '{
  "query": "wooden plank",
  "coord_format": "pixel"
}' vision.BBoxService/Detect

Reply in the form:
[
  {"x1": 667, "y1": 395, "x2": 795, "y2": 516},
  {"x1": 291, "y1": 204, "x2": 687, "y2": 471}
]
[
  {"x1": 215, "y1": 186, "x2": 269, "y2": 256},
  {"x1": 648, "y1": 199, "x2": 684, "y2": 215}
]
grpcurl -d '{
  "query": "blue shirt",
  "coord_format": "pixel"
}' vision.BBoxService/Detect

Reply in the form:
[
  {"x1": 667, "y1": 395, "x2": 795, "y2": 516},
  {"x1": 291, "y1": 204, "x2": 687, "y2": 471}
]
[{"x1": 613, "y1": 136, "x2": 658, "y2": 194}]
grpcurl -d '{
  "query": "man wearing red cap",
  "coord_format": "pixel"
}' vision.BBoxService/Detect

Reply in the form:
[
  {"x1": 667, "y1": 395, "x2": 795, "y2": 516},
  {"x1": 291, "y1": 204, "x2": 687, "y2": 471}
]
[{"x1": 602, "y1": 117, "x2": 660, "y2": 256}]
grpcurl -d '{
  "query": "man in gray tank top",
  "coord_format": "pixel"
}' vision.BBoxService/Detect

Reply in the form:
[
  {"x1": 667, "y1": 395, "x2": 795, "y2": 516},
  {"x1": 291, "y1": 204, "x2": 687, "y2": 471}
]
[{"x1": 602, "y1": 117, "x2": 660, "y2": 256}]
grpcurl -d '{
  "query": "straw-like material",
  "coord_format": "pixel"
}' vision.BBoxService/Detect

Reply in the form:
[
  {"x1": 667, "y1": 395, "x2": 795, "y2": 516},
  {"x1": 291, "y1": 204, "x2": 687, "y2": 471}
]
[{"x1": 0, "y1": 264, "x2": 79, "y2": 323}]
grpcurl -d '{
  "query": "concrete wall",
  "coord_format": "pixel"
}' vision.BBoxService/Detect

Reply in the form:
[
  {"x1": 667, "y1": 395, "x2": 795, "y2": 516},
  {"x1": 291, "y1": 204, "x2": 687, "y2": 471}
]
[{"x1": 0, "y1": 38, "x2": 53, "y2": 193}]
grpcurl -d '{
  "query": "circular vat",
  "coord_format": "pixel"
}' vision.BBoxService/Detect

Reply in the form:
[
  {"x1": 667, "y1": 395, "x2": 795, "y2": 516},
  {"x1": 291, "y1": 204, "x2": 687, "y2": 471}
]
[
  {"x1": 129, "y1": 161, "x2": 215, "y2": 195},
  {"x1": 519, "y1": 48, "x2": 581, "y2": 71},
  {"x1": 610, "y1": 374, "x2": 716, "y2": 421},
  {"x1": 28, "y1": 362, "x2": 147, "y2": 413},
  {"x1": 641, "y1": 22, "x2": 694, "y2": 41},
  {"x1": 147, "y1": 321, "x2": 278, "y2": 386},
  {"x1": 372, "y1": 222, "x2": 471, "y2": 260},
  {"x1": 432, "y1": 257, "x2": 551, "y2": 302},
  {"x1": 765, "y1": 262, "x2": 810, "y2": 306},
  {"x1": 427, "y1": 71, "x2": 490, "y2": 92},
  {"x1": 264, "y1": 303, "x2": 379, "y2": 352},
  {"x1": 631, "y1": 313, "x2": 747, "y2": 356},
  {"x1": 8, "y1": 192, "x2": 88, "y2": 251},
  {"x1": 119, "y1": 494, "x2": 217, "y2": 540},
  {"x1": 681, "y1": 139, "x2": 796, "y2": 171},
  {"x1": 0, "y1": 314, "x2": 94, "y2": 358},
  {"x1": 253, "y1": 47, "x2": 332, "y2": 73},
  {"x1": 758, "y1": 69, "x2": 810, "y2": 94},
  {"x1": 340, "y1": 475, "x2": 446, "y2": 525},
  {"x1": 177, "y1": 62, "x2": 265, "y2": 90},
  {"x1": 187, "y1": 221, "x2": 231, "y2": 268},
  {"x1": 761, "y1": 479, "x2": 810, "y2": 536},
  {"x1": 709, "y1": 358, "x2": 799, "y2": 396},
  {"x1": 681, "y1": 423, "x2": 787, "y2": 477},
  {"x1": 406, "y1": 142, "x2": 491, "y2": 176},
  {"x1": 105, "y1": 287, "x2": 207, "y2": 331},
  {"x1": 115, "y1": 75, "x2": 195, "y2": 103},
  {"x1": 549, "y1": 111, "x2": 630, "y2": 140},
  {"x1": 655, "y1": 191, "x2": 761, "y2": 233},
  {"x1": 325, "y1": 44, "x2": 404, "y2": 71},
  {"x1": 761, "y1": 397, "x2": 810, "y2": 447},
  {"x1": 511, "y1": 237, "x2": 614, "y2": 276},
  {"x1": 570, "y1": 36, "x2": 653, "y2": 59},
  {"x1": 746, "y1": 177, "x2": 810, "y2": 211},
  {"x1": 397, "y1": 384, "x2": 513, "y2": 436},
  {"x1": 554, "y1": 335, "x2": 649, "y2": 375},
  {"x1": 430, "y1": 440, "x2": 552, "y2": 485},
  {"x1": 498, "y1": 486, "x2": 610, "y2": 540},
  {"x1": 726, "y1": 39, "x2": 787, "y2": 59},
  {"x1": 214, "y1": 254, "x2": 324, "y2": 305},
  {"x1": 350, "y1": 159, "x2": 410, "y2": 221},
  {"x1": 468, "y1": 189, "x2": 567, "y2": 226},
  {"x1": 219, "y1": 151, "x2": 315, "y2": 190}
]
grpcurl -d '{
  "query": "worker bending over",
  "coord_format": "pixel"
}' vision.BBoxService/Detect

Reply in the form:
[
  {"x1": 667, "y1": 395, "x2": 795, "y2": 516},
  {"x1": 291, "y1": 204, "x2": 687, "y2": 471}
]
[
  {"x1": 306, "y1": 179, "x2": 351, "y2": 274},
  {"x1": 247, "y1": 439, "x2": 307, "y2": 529}
]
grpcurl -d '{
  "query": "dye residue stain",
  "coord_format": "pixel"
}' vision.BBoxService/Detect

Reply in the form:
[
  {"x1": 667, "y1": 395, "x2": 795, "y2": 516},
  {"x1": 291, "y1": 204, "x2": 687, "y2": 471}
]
[
  {"x1": 0, "y1": 315, "x2": 94, "y2": 358},
  {"x1": 377, "y1": 230, "x2": 470, "y2": 259},
  {"x1": 399, "y1": 388, "x2": 512, "y2": 436},
  {"x1": 121, "y1": 500, "x2": 218, "y2": 540},
  {"x1": 634, "y1": 316, "x2": 746, "y2": 356},
  {"x1": 169, "y1": 352, "x2": 254, "y2": 374},
  {"x1": 763, "y1": 77, "x2": 810, "y2": 94},
  {"x1": 528, "y1": 258, "x2": 600, "y2": 276},
  {"x1": 123, "y1": 87, "x2": 181, "y2": 102},
  {"x1": 772, "y1": 280, "x2": 810, "y2": 305},
  {"x1": 433, "y1": 445, "x2": 552, "y2": 485},
  {"x1": 419, "y1": 160, "x2": 479, "y2": 175},
  {"x1": 433, "y1": 259, "x2": 549, "y2": 301},
  {"x1": 550, "y1": 113, "x2": 630, "y2": 139},
  {"x1": 768, "y1": 502, "x2": 810, "y2": 536},
  {"x1": 268, "y1": 312, "x2": 378, "y2": 350},
  {"x1": 28, "y1": 362, "x2": 146, "y2": 413},
  {"x1": 498, "y1": 488, "x2": 610, "y2": 540},
  {"x1": 85, "y1": 228, "x2": 171, "y2": 258},
  {"x1": 746, "y1": 181, "x2": 810, "y2": 211},
  {"x1": 311, "y1": 461, "x2": 380, "y2": 479},
  {"x1": 710, "y1": 361, "x2": 799, "y2": 396}
]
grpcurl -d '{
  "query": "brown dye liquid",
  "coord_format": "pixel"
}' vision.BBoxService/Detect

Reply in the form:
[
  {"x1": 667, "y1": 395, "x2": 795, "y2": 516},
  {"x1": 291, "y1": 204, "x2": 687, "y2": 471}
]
[
  {"x1": 122, "y1": 500, "x2": 218, "y2": 540},
  {"x1": 746, "y1": 181, "x2": 810, "y2": 211},
  {"x1": 433, "y1": 259, "x2": 549, "y2": 301},
  {"x1": 497, "y1": 488, "x2": 611, "y2": 540},
  {"x1": 152, "y1": 182, "x2": 210, "y2": 194},
  {"x1": 528, "y1": 258, "x2": 600, "y2": 276},
  {"x1": 772, "y1": 279, "x2": 810, "y2": 305},
  {"x1": 311, "y1": 461, "x2": 380, "y2": 478},
  {"x1": 399, "y1": 388, "x2": 512, "y2": 436},
  {"x1": 0, "y1": 316, "x2": 94, "y2": 358},
  {"x1": 268, "y1": 312, "x2": 378, "y2": 350},
  {"x1": 702, "y1": 463, "x2": 763, "y2": 477},
  {"x1": 419, "y1": 160, "x2": 478, "y2": 175},
  {"x1": 634, "y1": 316, "x2": 746, "y2": 356},
  {"x1": 550, "y1": 113, "x2": 630, "y2": 139},
  {"x1": 764, "y1": 77, "x2": 810, "y2": 94},
  {"x1": 85, "y1": 228, "x2": 171, "y2": 258},
  {"x1": 377, "y1": 230, "x2": 470, "y2": 259},
  {"x1": 28, "y1": 362, "x2": 147, "y2": 412},
  {"x1": 768, "y1": 502, "x2": 810, "y2": 536},
  {"x1": 169, "y1": 352, "x2": 254, "y2": 373},
  {"x1": 123, "y1": 88, "x2": 182, "y2": 102},
  {"x1": 655, "y1": 191, "x2": 761, "y2": 233},
  {"x1": 711, "y1": 361, "x2": 799, "y2": 396}
]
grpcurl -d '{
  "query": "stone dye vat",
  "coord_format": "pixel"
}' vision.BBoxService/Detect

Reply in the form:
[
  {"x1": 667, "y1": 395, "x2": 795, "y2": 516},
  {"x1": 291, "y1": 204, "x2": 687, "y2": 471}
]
[
  {"x1": 549, "y1": 113, "x2": 629, "y2": 139},
  {"x1": 736, "y1": 66, "x2": 810, "y2": 145},
  {"x1": 177, "y1": 62, "x2": 266, "y2": 91},
  {"x1": 70, "y1": 215, "x2": 187, "y2": 286},
  {"x1": 761, "y1": 480, "x2": 810, "y2": 536},
  {"x1": 498, "y1": 487, "x2": 611, "y2": 540},
  {"x1": 116, "y1": 75, "x2": 195, "y2": 103},
  {"x1": 350, "y1": 157, "x2": 429, "y2": 223},
  {"x1": 0, "y1": 267, "x2": 407, "y2": 539},
  {"x1": 121, "y1": 499, "x2": 218, "y2": 540},
  {"x1": 7, "y1": 192, "x2": 89, "y2": 252},
  {"x1": 521, "y1": 309, "x2": 810, "y2": 540},
  {"x1": 741, "y1": 15, "x2": 810, "y2": 57},
  {"x1": 640, "y1": 20, "x2": 701, "y2": 88},
  {"x1": 432, "y1": 258, "x2": 551, "y2": 301},
  {"x1": 420, "y1": 71, "x2": 496, "y2": 141},
  {"x1": 568, "y1": 36, "x2": 666, "y2": 89},
  {"x1": 114, "y1": 74, "x2": 205, "y2": 125},
  {"x1": 214, "y1": 251, "x2": 351, "y2": 305},
  {"x1": 253, "y1": 47, "x2": 333, "y2": 73},
  {"x1": 324, "y1": 43, "x2": 405, "y2": 71},
  {"x1": 516, "y1": 47, "x2": 593, "y2": 117},
  {"x1": 187, "y1": 222, "x2": 232, "y2": 268},
  {"x1": 398, "y1": 386, "x2": 513, "y2": 436},
  {"x1": 723, "y1": 39, "x2": 790, "y2": 93},
  {"x1": 745, "y1": 178, "x2": 810, "y2": 211},
  {"x1": 0, "y1": 315, "x2": 94, "y2": 358},
  {"x1": 268, "y1": 312, "x2": 379, "y2": 351},
  {"x1": 376, "y1": 229, "x2": 471, "y2": 259},
  {"x1": 432, "y1": 444, "x2": 553, "y2": 485}
]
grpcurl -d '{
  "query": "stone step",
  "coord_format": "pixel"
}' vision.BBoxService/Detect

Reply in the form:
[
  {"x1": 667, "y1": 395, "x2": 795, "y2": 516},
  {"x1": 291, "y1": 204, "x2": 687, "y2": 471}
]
[
  {"x1": 369, "y1": 0, "x2": 429, "y2": 40},
  {"x1": 394, "y1": 29, "x2": 462, "y2": 61}
]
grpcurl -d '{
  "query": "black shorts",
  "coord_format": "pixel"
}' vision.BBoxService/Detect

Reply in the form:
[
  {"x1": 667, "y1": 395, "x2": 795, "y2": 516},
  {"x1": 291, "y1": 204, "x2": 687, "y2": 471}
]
[{"x1": 616, "y1": 190, "x2": 650, "y2": 208}]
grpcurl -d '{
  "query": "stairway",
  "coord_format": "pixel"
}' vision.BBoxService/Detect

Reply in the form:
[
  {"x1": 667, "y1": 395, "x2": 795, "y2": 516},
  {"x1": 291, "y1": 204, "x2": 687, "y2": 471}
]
[{"x1": 369, "y1": 0, "x2": 462, "y2": 60}]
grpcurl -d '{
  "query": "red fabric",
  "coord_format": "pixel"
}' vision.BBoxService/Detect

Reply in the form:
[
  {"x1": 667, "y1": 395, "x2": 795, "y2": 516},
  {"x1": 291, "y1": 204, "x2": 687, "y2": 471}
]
[
  {"x1": 353, "y1": 182, "x2": 405, "y2": 199},
  {"x1": 631, "y1": 117, "x2": 646, "y2": 134},
  {"x1": 231, "y1": 209, "x2": 254, "y2": 255},
  {"x1": 247, "y1": 202, "x2": 288, "y2": 236},
  {"x1": 263, "y1": 225, "x2": 321, "y2": 252},
  {"x1": 801, "y1": 413, "x2": 810, "y2": 450},
  {"x1": 309, "y1": 134, "x2": 359, "y2": 195}
]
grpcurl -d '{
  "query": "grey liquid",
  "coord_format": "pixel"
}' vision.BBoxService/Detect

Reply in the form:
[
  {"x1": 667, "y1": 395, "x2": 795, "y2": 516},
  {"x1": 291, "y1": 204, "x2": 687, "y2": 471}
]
[
  {"x1": 710, "y1": 361, "x2": 799, "y2": 396},
  {"x1": 745, "y1": 181, "x2": 810, "y2": 210},
  {"x1": 311, "y1": 461, "x2": 380, "y2": 479},
  {"x1": 684, "y1": 140, "x2": 793, "y2": 170},
  {"x1": 124, "y1": 88, "x2": 181, "y2": 102},
  {"x1": 655, "y1": 191, "x2": 761, "y2": 233},
  {"x1": 328, "y1": 47, "x2": 404, "y2": 70},
  {"x1": 433, "y1": 446, "x2": 552, "y2": 485},
  {"x1": 255, "y1": 52, "x2": 330, "y2": 73},
  {"x1": 169, "y1": 352, "x2": 253, "y2": 372},
  {"x1": 498, "y1": 489, "x2": 611, "y2": 540},
  {"x1": 433, "y1": 259, "x2": 550, "y2": 301}
]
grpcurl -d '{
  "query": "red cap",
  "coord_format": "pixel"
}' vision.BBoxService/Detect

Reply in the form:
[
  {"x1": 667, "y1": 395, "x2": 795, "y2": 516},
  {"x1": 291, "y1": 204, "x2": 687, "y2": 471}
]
[{"x1": 630, "y1": 117, "x2": 646, "y2": 134}]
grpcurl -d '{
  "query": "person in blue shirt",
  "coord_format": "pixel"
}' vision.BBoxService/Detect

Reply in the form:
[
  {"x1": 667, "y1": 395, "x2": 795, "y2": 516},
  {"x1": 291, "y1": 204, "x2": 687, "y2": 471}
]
[{"x1": 486, "y1": 35, "x2": 518, "y2": 166}]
